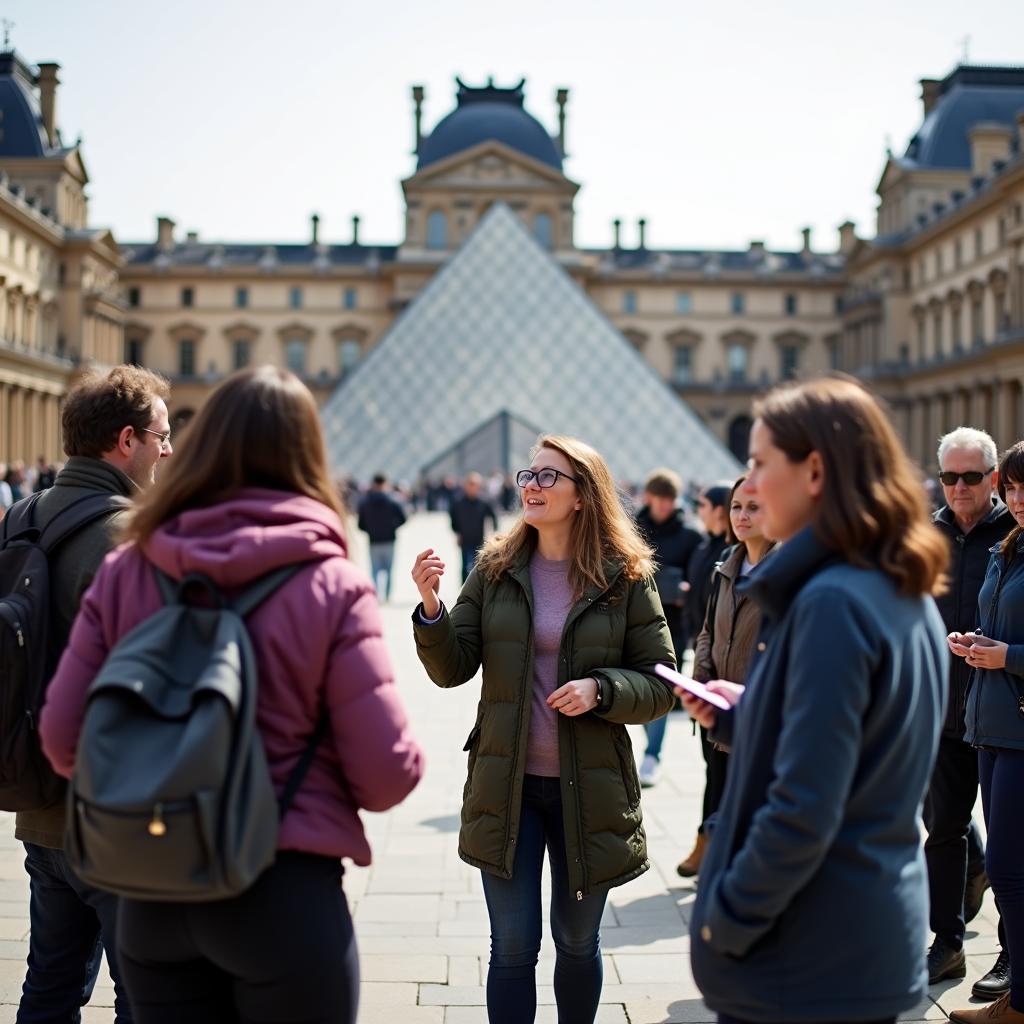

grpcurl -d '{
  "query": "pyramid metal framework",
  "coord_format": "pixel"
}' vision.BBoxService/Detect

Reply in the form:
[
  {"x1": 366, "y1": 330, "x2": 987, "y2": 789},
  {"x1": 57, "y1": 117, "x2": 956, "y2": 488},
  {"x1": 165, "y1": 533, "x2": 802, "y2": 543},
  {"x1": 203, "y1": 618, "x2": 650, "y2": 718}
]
[{"x1": 322, "y1": 204, "x2": 742, "y2": 485}]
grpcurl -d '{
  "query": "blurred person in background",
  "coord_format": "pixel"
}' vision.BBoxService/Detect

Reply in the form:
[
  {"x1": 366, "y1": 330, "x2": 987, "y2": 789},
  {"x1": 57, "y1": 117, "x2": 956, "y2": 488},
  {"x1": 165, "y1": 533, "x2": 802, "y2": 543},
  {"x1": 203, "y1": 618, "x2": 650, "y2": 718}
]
[
  {"x1": 450, "y1": 472, "x2": 499, "y2": 582},
  {"x1": 358, "y1": 473, "x2": 407, "y2": 602}
]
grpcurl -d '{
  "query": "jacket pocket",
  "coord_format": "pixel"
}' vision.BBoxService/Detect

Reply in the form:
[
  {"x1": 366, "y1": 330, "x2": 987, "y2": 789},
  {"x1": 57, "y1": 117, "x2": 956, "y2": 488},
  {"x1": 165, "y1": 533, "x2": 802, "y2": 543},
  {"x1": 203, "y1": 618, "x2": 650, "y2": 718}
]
[
  {"x1": 614, "y1": 731, "x2": 641, "y2": 810},
  {"x1": 462, "y1": 725, "x2": 481, "y2": 752}
]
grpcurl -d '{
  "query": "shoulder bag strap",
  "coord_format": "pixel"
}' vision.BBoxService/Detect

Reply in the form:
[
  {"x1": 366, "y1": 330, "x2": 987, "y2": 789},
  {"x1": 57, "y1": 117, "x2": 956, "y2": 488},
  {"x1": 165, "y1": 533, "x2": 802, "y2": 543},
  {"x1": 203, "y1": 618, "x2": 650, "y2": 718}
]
[{"x1": 278, "y1": 712, "x2": 331, "y2": 819}]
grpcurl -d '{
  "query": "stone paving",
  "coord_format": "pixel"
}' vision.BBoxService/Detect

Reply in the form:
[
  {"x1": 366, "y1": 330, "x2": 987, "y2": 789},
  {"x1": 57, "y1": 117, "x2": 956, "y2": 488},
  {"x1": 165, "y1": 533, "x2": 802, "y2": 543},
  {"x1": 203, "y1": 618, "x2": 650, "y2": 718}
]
[{"x1": 0, "y1": 512, "x2": 1004, "y2": 1021}]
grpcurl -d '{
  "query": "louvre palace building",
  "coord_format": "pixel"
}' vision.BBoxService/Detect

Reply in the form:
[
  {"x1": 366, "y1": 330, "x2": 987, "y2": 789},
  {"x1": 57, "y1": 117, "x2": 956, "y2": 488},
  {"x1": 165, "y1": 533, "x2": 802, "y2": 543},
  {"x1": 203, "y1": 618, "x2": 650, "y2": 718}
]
[{"x1": 1, "y1": 47, "x2": 1023, "y2": 479}]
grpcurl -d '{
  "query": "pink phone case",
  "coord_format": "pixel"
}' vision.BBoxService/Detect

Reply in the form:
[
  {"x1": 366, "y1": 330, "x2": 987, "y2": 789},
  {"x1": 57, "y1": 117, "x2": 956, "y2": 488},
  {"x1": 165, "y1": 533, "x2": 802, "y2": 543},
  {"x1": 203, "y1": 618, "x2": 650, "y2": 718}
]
[{"x1": 654, "y1": 664, "x2": 732, "y2": 711}]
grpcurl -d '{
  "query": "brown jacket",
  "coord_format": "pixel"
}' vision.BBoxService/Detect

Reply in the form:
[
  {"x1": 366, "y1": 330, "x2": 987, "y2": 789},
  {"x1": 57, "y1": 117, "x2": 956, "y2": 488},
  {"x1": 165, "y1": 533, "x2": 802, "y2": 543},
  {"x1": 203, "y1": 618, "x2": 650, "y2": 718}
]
[{"x1": 693, "y1": 542, "x2": 776, "y2": 685}]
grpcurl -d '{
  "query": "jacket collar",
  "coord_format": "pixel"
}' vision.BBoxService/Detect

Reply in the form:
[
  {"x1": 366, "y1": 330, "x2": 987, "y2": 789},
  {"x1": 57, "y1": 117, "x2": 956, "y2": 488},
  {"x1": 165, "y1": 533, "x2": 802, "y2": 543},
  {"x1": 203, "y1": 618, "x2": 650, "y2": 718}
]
[
  {"x1": 54, "y1": 456, "x2": 136, "y2": 499},
  {"x1": 739, "y1": 526, "x2": 838, "y2": 620},
  {"x1": 934, "y1": 497, "x2": 1010, "y2": 535}
]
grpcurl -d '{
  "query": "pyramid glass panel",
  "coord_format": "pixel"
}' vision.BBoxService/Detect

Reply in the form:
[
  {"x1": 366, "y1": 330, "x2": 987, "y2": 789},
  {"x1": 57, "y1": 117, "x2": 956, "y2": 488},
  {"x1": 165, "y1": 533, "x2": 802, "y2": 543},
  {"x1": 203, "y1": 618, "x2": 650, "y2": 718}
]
[{"x1": 322, "y1": 204, "x2": 742, "y2": 485}]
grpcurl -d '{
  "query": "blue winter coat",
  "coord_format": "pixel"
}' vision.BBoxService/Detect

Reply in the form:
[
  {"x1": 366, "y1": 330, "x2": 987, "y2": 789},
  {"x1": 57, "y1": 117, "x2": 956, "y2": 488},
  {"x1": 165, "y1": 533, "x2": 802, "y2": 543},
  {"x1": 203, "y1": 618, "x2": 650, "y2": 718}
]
[
  {"x1": 964, "y1": 534, "x2": 1024, "y2": 750},
  {"x1": 689, "y1": 527, "x2": 947, "y2": 1023}
]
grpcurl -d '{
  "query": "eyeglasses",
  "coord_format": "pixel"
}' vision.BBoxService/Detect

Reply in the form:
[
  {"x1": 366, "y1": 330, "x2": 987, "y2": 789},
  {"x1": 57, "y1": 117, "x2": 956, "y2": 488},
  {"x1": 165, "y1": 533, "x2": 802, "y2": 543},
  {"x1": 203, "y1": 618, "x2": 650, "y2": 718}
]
[
  {"x1": 516, "y1": 468, "x2": 579, "y2": 489},
  {"x1": 139, "y1": 427, "x2": 172, "y2": 449},
  {"x1": 938, "y1": 468, "x2": 994, "y2": 487}
]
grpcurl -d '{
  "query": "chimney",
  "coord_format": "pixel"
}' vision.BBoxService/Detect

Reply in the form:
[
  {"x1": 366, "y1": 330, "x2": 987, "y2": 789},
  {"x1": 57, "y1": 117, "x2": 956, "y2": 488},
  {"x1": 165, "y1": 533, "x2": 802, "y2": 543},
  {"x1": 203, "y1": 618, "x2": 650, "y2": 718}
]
[
  {"x1": 637, "y1": 218, "x2": 647, "y2": 249},
  {"x1": 838, "y1": 220, "x2": 857, "y2": 254},
  {"x1": 920, "y1": 78, "x2": 941, "y2": 117},
  {"x1": 310, "y1": 213, "x2": 320, "y2": 245},
  {"x1": 37, "y1": 62, "x2": 60, "y2": 148},
  {"x1": 969, "y1": 122, "x2": 1013, "y2": 176},
  {"x1": 556, "y1": 87, "x2": 569, "y2": 157},
  {"x1": 801, "y1": 226, "x2": 812, "y2": 255},
  {"x1": 185, "y1": 230, "x2": 198, "y2": 243},
  {"x1": 612, "y1": 218, "x2": 621, "y2": 250},
  {"x1": 352, "y1": 214, "x2": 361, "y2": 245},
  {"x1": 412, "y1": 85, "x2": 425, "y2": 154},
  {"x1": 156, "y1": 216, "x2": 176, "y2": 251}
]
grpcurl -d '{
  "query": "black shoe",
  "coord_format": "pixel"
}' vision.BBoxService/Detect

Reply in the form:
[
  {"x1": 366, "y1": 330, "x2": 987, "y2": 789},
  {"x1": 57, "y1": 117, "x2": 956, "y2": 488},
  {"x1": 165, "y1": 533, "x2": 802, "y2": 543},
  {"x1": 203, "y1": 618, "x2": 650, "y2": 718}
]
[
  {"x1": 965, "y1": 869, "x2": 990, "y2": 924},
  {"x1": 972, "y1": 949, "x2": 1011, "y2": 999},
  {"x1": 928, "y1": 938, "x2": 967, "y2": 984}
]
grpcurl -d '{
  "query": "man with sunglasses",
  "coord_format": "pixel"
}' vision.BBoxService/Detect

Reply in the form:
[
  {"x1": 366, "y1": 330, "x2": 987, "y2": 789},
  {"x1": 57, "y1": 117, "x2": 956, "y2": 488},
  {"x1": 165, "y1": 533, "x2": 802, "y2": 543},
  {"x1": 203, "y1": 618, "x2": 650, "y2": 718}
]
[{"x1": 926, "y1": 427, "x2": 1011, "y2": 996}]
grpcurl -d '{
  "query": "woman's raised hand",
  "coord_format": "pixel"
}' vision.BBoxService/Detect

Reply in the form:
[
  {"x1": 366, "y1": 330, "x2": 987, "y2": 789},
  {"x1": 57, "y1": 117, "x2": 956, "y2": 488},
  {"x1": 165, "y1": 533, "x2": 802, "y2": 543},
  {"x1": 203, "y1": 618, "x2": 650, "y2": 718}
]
[{"x1": 412, "y1": 548, "x2": 445, "y2": 619}]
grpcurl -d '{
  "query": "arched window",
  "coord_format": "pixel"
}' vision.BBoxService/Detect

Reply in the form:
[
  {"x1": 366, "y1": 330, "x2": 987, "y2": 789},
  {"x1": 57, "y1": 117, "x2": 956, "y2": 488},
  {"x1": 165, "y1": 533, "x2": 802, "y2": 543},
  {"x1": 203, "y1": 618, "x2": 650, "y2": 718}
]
[
  {"x1": 727, "y1": 344, "x2": 748, "y2": 382},
  {"x1": 534, "y1": 213, "x2": 553, "y2": 250},
  {"x1": 426, "y1": 211, "x2": 448, "y2": 250},
  {"x1": 338, "y1": 339, "x2": 361, "y2": 376},
  {"x1": 284, "y1": 338, "x2": 307, "y2": 376}
]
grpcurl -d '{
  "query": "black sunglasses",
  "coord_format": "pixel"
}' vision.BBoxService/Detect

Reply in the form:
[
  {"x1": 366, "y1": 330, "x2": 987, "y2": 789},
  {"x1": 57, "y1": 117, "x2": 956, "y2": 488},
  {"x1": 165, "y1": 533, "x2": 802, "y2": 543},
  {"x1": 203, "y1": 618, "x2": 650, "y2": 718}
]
[
  {"x1": 938, "y1": 468, "x2": 994, "y2": 487},
  {"x1": 516, "y1": 468, "x2": 579, "y2": 489}
]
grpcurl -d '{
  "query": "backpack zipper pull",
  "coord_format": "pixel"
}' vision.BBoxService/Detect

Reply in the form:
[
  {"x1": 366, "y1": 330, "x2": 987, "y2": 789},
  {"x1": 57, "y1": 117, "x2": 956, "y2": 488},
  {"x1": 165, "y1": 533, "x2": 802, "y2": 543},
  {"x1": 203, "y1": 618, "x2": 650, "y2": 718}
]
[
  {"x1": 16, "y1": 626, "x2": 24, "y2": 647},
  {"x1": 576, "y1": 890, "x2": 583, "y2": 902},
  {"x1": 148, "y1": 804, "x2": 167, "y2": 837}
]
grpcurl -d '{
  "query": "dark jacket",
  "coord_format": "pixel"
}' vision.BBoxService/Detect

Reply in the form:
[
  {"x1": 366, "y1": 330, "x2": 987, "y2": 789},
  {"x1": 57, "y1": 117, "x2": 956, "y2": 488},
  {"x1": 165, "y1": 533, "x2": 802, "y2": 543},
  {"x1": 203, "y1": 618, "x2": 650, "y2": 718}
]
[
  {"x1": 358, "y1": 490, "x2": 406, "y2": 544},
  {"x1": 413, "y1": 550, "x2": 676, "y2": 899},
  {"x1": 693, "y1": 542, "x2": 776, "y2": 685},
  {"x1": 690, "y1": 528, "x2": 947, "y2": 1022},
  {"x1": 965, "y1": 533, "x2": 1024, "y2": 750},
  {"x1": 933, "y1": 499, "x2": 1014, "y2": 737},
  {"x1": 450, "y1": 495, "x2": 498, "y2": 550},
  {"x1": 685, "y1": 531, "x2": 729, "y2": 642},
  {"x1": 635, "y1": 507, "x2": 701, "y2": 633},
  {"x1": 14, "y1": 456, "x2": 135, "y2": 849}
]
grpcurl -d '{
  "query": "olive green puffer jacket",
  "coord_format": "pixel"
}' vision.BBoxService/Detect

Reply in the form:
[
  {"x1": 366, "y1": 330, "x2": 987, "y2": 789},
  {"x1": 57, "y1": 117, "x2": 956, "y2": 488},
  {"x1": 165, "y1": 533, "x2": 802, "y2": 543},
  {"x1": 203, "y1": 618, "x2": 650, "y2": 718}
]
[{"x1": 413, "y1": 549, "x2": 675, "y2": 899}]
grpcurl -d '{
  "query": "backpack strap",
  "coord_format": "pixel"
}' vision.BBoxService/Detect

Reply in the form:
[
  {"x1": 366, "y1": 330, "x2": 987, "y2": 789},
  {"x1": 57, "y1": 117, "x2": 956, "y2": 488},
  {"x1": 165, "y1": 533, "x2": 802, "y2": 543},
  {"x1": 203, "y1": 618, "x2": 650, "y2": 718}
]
[
  {"x1": 36, "y1": 493, "x2": 131, "y2": 553},
  {"x1": 1, "y1": 491, "x2": 46, "y2": 545},
  {"x1": 277, "y1": 712, "x2": 330, "y2": 819}
]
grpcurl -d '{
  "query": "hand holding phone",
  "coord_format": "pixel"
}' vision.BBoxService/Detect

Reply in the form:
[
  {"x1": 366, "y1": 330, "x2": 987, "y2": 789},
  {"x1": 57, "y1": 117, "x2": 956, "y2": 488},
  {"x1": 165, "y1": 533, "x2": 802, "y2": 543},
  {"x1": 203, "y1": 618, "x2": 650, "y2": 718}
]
[{"x1": 655, "y1": 664, "x2": 732, "y2": 710}]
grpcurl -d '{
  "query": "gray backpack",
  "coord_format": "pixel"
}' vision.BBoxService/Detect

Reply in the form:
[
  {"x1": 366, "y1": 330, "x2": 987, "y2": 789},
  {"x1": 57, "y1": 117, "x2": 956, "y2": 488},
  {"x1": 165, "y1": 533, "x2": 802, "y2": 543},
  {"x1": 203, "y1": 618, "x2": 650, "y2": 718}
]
[{"x1": 65, "y1": 564, "x2": 326, "y2": 902}]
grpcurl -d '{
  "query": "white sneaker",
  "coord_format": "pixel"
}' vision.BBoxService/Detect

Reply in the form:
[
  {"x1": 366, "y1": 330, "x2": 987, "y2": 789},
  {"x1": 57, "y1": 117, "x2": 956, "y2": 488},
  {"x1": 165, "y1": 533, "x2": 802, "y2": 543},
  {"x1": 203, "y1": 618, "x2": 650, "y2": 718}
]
[{"x1": 639, "y1": 754, "x2": 659, "y2": 788}]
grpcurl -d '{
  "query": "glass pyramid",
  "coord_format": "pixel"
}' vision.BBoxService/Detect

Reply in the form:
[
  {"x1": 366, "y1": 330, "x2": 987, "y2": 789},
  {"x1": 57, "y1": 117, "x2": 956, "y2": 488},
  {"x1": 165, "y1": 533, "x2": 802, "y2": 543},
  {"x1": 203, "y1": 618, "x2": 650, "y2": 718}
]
[
  {"x1": 322, "y1": 203, "x2": 742, "y2": 485},
  {"x1": 422, "y1": 409, "x2": 544, "y2": 480}
]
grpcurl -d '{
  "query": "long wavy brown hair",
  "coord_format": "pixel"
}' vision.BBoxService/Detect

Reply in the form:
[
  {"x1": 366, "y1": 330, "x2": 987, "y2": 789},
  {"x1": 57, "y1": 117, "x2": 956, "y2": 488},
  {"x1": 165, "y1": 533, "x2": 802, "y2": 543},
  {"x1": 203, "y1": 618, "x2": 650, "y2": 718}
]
[
  {"x1": 997, "y1": 441, "x2": 1024, "y2": 558},
  {"x1": 754, "y1": 376, "x2": 947, "y2": 596},
  {"x1": 123, "y1": 366, "x2": 346, "y2": 545},
  {"x1": 475, "y1": 434, "x2": 654, "y2": 598}
]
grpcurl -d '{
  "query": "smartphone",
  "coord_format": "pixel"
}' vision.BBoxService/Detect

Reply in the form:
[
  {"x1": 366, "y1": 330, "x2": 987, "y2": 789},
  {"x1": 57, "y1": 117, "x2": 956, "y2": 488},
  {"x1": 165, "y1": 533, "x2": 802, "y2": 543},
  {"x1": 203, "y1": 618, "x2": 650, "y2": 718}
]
[{"x1": 655, "y1": 663, "x2": 732, "y2": 711}]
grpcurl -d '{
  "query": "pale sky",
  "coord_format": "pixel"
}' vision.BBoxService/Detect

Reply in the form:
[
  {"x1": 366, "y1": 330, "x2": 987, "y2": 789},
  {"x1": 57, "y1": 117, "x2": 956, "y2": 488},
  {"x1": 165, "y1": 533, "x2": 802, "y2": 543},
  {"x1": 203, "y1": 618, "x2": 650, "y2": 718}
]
[{"x1": 10, "y1": 0, "x2": 1024, "y2": 253}]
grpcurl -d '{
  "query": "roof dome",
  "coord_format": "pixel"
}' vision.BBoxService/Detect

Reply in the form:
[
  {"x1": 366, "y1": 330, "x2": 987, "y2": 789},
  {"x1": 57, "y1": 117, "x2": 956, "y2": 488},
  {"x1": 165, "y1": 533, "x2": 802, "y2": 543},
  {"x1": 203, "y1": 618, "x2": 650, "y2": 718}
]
[
  {"x1": 417, "y1": 78, "x2": 562, "y2": 171},
  {"x1": 0, "y1": 52, "x2": 52, "y2": 158},
  {"x1": 904, "y1": 66, "x2": 1024, "y2": 170}
]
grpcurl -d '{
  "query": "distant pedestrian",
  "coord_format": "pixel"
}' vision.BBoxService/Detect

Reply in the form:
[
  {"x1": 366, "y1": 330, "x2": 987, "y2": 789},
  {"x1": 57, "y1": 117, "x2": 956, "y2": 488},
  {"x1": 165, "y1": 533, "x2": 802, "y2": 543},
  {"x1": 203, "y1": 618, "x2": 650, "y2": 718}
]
[
  {"x1": 0, "y1": 463, "x2": 12, "y2": 514},
  {"x1": 32, "y1": 456, "x2": 56, "y2": 492},
  {"x1": 411, "y1": 434, "x2": 675, "y2": 1024},
  {"x1": 683, "y1": 377, "x2": 948, "y2": 1024},
  {"x1": 450, "y1": 472, "x2": 499, "y2": 581},
  {"x1": 358, "y1": 473, "x2": 407, "y2": 601}
]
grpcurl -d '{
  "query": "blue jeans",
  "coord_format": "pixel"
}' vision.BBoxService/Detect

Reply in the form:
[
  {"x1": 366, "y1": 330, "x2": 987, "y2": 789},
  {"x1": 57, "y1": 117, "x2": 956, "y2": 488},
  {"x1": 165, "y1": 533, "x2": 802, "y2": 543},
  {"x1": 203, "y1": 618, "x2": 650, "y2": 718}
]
[
  {"x1": 643, "y1": 712, "x2": 668, "y2": 760},
  {"x1": 980, "y1": 746, "x2": 1024, "y2": 1010},
  {"x1": 18, "y1": 843, "x2": 132, "y2": 1023},
  {"x1": 480, "y1": 775, "x2": 608, "y2": 1024},
  {"x1": 369, "y1": 542, "x2": 395, "y2": 601}
]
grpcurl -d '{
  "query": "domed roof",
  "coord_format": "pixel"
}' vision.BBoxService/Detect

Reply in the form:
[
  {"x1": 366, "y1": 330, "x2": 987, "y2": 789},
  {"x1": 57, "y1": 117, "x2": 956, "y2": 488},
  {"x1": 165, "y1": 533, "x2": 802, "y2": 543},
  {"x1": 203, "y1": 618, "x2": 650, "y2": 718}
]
[
  {"x1": 904, "y1": 66, "x2": 1024, "y2": 170},
  {"x1": 0, "y1": 52, "x2": 52, "y2": 158},
  {"x1": 417, "y1": 78, "x2": 562, "y2": 171}
]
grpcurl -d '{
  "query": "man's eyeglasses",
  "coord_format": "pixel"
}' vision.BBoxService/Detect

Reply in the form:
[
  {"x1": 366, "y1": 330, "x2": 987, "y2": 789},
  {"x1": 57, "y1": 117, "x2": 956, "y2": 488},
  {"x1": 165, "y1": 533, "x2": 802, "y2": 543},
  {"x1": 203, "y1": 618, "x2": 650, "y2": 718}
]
[
  {"x1": 139, "y1": 427, "x2": 172, "y2": 449},
  {"x1": 516, "y1": 468, "x2": 579, "y2": 489},
  {"x1": 938, "y1": 468, "x2": 994, "y2": 487}
]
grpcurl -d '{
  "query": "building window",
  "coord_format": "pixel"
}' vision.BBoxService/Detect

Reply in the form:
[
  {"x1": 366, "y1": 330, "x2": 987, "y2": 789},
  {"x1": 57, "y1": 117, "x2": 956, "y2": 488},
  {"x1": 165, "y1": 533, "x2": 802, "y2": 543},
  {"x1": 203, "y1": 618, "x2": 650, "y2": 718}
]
[
  {"x1": 936, "y1": 248, "x2": 943, "y2": 277},
  {"x1": 917, "y1": 317, "x2": 927, "y2": 360},
  {"x1": 179, "y1": 340, "x2": 196, "y2": 377},
  {"x1": 125, "y1": 338, "x2": 144, "y2": 365},
  {"x1": 727, "y1": 343, "x2": 748, "y2": 382},
  {"x1": 899, "y1": 343, "x2": 910, "y2": 364},
  {"x1": 784, "y1": 293, "x2": 798, "y2": 316},
  {"x1": 127, "y1": 287, "x2": 141, "y2": 308},
  {"x1": 827, "y1": 336, "x2": 840, "y2": 370},
  {"x1": 343, "y1": 287, "x2": 357, "y2": 310},
  {"x1": 676, "y1": 291, "x2": 692, "y2": 314},
  {"x1": 971, "y1": 296, "x2": 984, "y2": 344},
  {"x1": 426, "y1": 210, "x2": 448, "y2": 250},
  {"x1": 780, "y1": 345, "x2": 799, "y2": 380},
  {"x1": 289, "y1": 286, "x2": 303, "y2": 310},
  {"x1": 954, "y1": 239, "x2": 963, "y2": 269},
  {"x1": 730, "y1": 291, "x2": 745, "y2": 315},
  {"x1": 181, "y1": 287, "x2": 194, "y2": 308},
  {"x1": 933, "y1": 310, "x2": 943, "y2": 355},
  {"x1": 672, "y1": 346, "x2": 692, "y2": 385},
  {"x1": 622, "y1": 290, "x2": 637, "y2": 315},
  {"x1": 235, "y1": 287, "x2": 249, "y2": 308},
  {"x1": 285, "y1": 338, "x2": 306, "y2": 376},
  {"x1": 233, "y1": 339, "x2": 251, "y2": 370},
  {"x1": 338, "y1": 339, "x2": 361, "y2": 375},
  {"x1": 975, "y1": 228, "x2": 984, "y2": 259},
  {"x1": 533, "y1": 213, "x2": 553, "y2": 250},
  {"x1": 952, "y1": 306, "x2": 963, "y2": 350}
]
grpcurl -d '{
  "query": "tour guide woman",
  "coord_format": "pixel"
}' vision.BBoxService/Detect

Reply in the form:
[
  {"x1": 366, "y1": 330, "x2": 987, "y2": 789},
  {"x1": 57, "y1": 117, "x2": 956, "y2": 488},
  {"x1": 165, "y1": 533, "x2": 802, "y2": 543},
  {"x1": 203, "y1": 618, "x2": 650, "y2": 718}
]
[
  {"x1": 411, "y1": 434, "x2": 675, "y2": 1024},
  {"x1": 681, "y1": 377, "x2": 948, "y2": 1024}
]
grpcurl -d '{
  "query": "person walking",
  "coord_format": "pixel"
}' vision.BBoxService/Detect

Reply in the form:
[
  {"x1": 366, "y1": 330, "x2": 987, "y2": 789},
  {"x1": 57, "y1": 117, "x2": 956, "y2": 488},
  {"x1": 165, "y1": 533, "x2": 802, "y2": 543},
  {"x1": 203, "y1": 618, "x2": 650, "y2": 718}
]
[
  {"x1": 683, "y1": 377, "x2": 948, "y2": 1024},
  {"x1": 948, "y1": 440, "x2": 1024, "y2": 1024},
  {"x1": 450, "y1": 471, "x2": 499, "y2": 581},
  {"x1": 6, "y1": 365, "x2": 172, "y2": 1024},
  {"x1": 358, "y1": 473, "x2": 407, "y2": 602},
  {"x1": 926, "y1": 427, "x2": 1012, "y2": 994},
  {"x1": 411, "y1": 434, "x2": 675, "y2": 1024},
  {"x1": 39, "y1": 366, "x2": 424, "y2": 1024},
  {"x1": 676, "y1": 474, "x2": 775, "y2": 880},
  {"x1": 635, "y1": 468, "x2": 702, "y2": 787}
]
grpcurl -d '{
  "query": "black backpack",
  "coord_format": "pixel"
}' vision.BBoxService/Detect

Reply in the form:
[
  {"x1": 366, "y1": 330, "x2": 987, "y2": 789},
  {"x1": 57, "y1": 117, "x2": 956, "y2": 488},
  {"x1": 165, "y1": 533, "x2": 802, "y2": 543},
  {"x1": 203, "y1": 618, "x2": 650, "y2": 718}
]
[
  {"x1": 0, "y1": 491, "x2": 129, "y2": 811},
  {"x1": 66, "y1": 564, "x2": 326, "y2": 902}
]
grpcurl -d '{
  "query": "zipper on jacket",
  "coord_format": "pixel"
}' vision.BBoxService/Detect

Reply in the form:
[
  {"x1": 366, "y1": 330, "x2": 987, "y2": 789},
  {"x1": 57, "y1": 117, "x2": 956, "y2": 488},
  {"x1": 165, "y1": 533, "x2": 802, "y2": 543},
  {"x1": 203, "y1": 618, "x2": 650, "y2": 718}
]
[
  {"x1": 974, "y1": 555, "x2": 1012, "y2": 742},
  {"x1": 563, "y1": 620, "x2": 589, "y2": 902}
]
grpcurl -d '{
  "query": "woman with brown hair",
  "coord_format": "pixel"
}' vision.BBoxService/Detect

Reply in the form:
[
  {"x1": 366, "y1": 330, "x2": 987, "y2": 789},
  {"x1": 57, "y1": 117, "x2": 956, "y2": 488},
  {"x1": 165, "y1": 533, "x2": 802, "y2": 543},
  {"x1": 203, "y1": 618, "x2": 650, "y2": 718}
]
[
  {"x1": 411, "y1": 434, "x2": 675, "y2": 1024},
  {"x1": 40, "y1": 366, "x2": 424, "y2": 1024},
  {"x1": 681, "y1": 377, "x2": 948, "y2": 1024}
]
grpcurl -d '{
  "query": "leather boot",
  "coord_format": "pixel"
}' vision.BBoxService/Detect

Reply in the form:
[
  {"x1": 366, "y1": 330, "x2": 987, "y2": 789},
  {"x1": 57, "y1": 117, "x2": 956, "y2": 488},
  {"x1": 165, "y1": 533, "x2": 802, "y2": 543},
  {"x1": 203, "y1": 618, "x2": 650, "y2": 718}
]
[
  {"x1": 676, "y1": 832, "x2": 708, "y2": 878},
  {"x1": 950, "y1": 993, "x2": 1024, "y2": 1023},
  {"x1": 974, "y1": 950, "x2": 1012, "y2": 1000}
]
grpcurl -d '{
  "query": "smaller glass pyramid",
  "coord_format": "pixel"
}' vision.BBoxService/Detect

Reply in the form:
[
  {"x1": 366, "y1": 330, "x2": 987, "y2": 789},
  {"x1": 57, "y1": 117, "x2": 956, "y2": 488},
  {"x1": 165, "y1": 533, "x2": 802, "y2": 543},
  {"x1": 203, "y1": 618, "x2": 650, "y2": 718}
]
[{"x1": 322, "y1": 203, "x2": 741, "y2": 485}]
